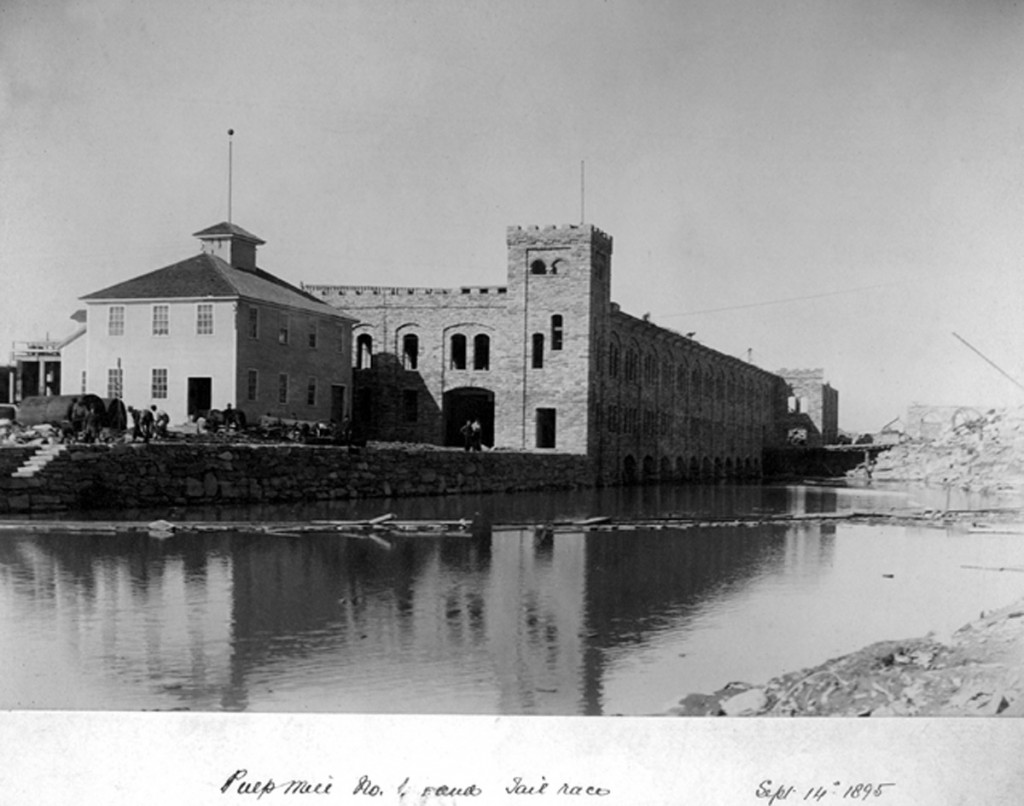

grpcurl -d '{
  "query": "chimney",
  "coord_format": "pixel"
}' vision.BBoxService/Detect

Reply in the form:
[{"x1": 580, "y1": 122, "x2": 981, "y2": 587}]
[{"x1": 192, "y1": 222, "x2": 265, "y2": 272}]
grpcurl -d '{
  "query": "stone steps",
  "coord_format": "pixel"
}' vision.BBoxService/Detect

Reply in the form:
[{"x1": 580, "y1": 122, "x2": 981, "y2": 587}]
[{"x1": 11, "y1": 444, "x2": 67, "y2": 478}]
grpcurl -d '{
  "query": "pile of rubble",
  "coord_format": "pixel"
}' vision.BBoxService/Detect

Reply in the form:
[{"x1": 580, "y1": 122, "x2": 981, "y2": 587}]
[
  {"x1": 0, "y1": 421, "x2": 61, "y2": 446},
  {"x1": 851, "y1": 407, "x2": 1024, "y2": 493},
  {"x1": 670, "y1": 597, "x2": 1024, "y2": 717}
]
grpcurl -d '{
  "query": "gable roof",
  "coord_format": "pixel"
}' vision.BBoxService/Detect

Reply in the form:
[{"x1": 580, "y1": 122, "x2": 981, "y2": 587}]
[{"x1": 81, "y1": 252, "x2": 352, "y2": 319}]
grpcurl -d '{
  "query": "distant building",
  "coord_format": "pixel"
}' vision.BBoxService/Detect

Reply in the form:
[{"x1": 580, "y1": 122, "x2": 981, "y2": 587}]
[
  {"x1": 1, "y1": 311, "x2": 86, "y2": 404},
  {"x1": 904, "y1": 404, "x2": 986, "y2": 440},
  {"x1": 777, "y1": 368, "x2": 839, "y2": 446},
  {"x1": 79, "y1": 222, "x2": 356, "y2": 424},
  {"x1": 9, "y1": 339, "x2": 63, "y2": 399},
  {"x1": 306, "y1": 223, "x2": 792, "y2": 483}
]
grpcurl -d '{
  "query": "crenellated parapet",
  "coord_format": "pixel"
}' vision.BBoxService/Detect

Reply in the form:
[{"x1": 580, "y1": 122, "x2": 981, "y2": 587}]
[
  {"x1": 304, "y1": 284, "x2": 508, "y2": 298},
  {"x1": 506, "y1": 223, "x2": 613, "y2": 252}
]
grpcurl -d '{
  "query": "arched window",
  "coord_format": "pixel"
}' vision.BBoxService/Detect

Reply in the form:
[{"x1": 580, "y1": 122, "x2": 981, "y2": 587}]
[
  {"x1": 473, "y1": 334, "x2": 490, "y2": 370},
  {"x1": 450, "y1": 334, "x2": 467, "y2": 370},
  {"x1": 530, "y1": 259, "x2": 547, "y2": 275},
  {"x1": 551, "y1": 259, "x2": 564, "y2": 275},
  {"x1": 402, "y1": 334, "x2": 418, "y2": 370},
  {"x1": 609, "y1": 342, "x2": 620, "y2": 377},
  {"x1": 625, "y1": 349, "x2": 638, "y2": 381},
  {"x1": 532, "y1": 333, "x2": 544, "y2": 368},
  {"x1": 550, "y1": 315, "x2": 563, "y2": 351},
  {"x1": 356, "y1": 333, "x2": 372, "y2": 369}
]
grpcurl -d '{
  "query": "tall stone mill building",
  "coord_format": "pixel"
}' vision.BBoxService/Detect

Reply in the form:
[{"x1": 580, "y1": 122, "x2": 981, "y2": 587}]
[{"x1": 305, "y1": 223, "x2": 792, "y2": 484}]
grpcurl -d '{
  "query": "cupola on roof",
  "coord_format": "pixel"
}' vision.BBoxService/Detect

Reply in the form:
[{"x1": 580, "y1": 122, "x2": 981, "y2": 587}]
[
  {"x1": 192, "y1": 221, "x2": 264, "y2": 271},
  {"x1": 192, "y1": 221, "x2": 266, "y2": 245}
]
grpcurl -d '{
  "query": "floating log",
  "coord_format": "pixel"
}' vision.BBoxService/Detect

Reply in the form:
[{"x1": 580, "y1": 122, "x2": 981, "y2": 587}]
[{"x1": 0, "y1": 516, "x2": 475, "y2": 538}]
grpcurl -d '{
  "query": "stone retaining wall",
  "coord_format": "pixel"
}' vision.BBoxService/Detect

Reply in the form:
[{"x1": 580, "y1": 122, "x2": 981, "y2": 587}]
[{"x1": 0, "y1": 443, "x2": 594, "y2": 514}]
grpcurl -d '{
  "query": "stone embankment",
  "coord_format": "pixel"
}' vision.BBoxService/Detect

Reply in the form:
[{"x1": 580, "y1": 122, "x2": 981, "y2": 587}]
[
  {"x1": 0, "y1": 442, "x2": 593, "y2": 514},
  {"x1": 851, "y1": 406, "x2": 1024, "y2": 492},
  {"x1": 670, "y1": 593, "x2": 1024, "y2": 717}
]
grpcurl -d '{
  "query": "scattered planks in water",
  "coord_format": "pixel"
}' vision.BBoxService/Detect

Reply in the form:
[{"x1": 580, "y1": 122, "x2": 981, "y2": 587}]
[
  {"x1": 0, "y1": 514, "x2": 473, "y2": 541},
  {"x1": 492, "y1": 511, "x2": 865, "y2": 533},
  {"x1": 492, "y1": 508, "x2": 1024, "y2": 533},
  {"x1": 1, "y1": 507, "x2": 1020, "y2": 540}
]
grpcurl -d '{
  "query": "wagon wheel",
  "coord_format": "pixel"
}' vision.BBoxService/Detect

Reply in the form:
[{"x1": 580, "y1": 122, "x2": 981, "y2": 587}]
[{"x1": 951, "y1": 407, "x2": 984, "y2": 433}]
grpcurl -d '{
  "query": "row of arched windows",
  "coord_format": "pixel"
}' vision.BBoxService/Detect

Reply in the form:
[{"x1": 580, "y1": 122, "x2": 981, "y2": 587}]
[
  {"x1": 607, "y1": 338, "x2": 770, "y2": 412},
  {"x1": 449, "y1": 333, "x2": 491, "y2": 371},
  {"x1": 530, "y1": 258, "x2": 566, "y2": 275},
  {"x1": 354, "y1": 332, "x2": 492, "y2": 371}
]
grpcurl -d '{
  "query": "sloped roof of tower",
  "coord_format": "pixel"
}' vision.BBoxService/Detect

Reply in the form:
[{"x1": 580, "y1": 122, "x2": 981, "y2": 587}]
[
  {"x1": 192, "y1": 221, "x2": 266, "y2": 244},
  {"x1": 81, "y1": 252, "x2": 349, "y2": 318}
]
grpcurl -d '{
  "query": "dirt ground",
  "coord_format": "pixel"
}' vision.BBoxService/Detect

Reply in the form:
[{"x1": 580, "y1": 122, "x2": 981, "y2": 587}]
[{"x1": 670, "y1": 592, "x2": 1024, "y2": 717}]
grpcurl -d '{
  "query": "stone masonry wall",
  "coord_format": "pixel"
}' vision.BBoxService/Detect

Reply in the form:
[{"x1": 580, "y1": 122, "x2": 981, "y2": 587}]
[{"x1": 0, "y1": 443, "x2": 594, "y2": 514}]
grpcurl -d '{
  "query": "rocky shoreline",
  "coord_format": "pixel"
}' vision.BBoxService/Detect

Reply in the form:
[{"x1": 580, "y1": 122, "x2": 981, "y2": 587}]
[{"x1": 670, "y1": 587, "x2": 1024, "y2": 717}]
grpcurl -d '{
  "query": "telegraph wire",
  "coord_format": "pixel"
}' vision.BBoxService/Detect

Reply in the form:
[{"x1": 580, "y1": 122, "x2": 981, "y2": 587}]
[{"x1": 656, "y1": 281, "x2": 901, "y2": 319}]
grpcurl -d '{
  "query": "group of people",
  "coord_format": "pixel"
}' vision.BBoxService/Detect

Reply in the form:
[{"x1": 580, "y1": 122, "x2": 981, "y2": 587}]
[
  {"x1": 127, "y1": 404, "x2": 170, "y2": 442},
  {"x1": 460, "y1": 419, "x2": 483, "y2": 452}
]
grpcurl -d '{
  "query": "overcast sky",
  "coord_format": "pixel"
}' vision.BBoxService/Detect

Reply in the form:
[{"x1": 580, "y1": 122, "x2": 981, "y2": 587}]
[{"x1": 3, "y1": 0, "x2": 1023, "y2": 431}]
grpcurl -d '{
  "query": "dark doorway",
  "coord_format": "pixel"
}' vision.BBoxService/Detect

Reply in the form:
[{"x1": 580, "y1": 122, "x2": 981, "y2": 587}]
[
  {"x1": 330, "y1": 384, "x2": 346, "y2": 423},
  {"x1": 535, "y1": 408, "x2": 556, "y2": 448},
  {"x1": 20, "y1": 362, "x2": 41, "y2": 398},
  {"x1": 354, "y1": 387, "x2": 374, "y2": 436},
  {"x1": 443, "y1": 387, "x2": 494, "y2": 447},
  {"x1": 187, "y1": 377, "x2": 212, "y2": 418}
]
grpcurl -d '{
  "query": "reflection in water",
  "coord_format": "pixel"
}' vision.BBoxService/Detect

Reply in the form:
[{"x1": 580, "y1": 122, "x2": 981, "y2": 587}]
[{"x1": 2, "y1": 484, "x2": 1023, "y2": 714}]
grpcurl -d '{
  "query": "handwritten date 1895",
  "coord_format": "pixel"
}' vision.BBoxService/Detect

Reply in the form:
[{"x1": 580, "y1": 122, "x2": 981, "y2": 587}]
[{"x1": 756, "y1": 780, "x2": 896, "y2": 804}]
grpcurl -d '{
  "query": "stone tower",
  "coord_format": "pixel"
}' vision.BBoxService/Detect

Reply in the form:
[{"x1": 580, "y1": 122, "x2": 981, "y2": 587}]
[{"x1": 501, "y1": 224, "x2": 613, "y2": 452}]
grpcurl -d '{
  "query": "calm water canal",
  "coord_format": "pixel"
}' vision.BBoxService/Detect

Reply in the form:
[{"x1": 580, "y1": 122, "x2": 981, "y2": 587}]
[{"x1": 3, "y1": 483, "x2": 1024, "y2": 715}]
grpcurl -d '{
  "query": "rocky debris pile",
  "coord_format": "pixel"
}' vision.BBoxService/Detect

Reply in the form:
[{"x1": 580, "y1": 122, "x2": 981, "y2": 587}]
[
  {"x1": 851, "y1": 407, "x2": 1024, "y2": 492},
  {"x1": 0, "y1": 422, "x2": 61, "y2": 446},
  {"x1": 670, "y1": 598, "x2": 1024, "y2": 717}
]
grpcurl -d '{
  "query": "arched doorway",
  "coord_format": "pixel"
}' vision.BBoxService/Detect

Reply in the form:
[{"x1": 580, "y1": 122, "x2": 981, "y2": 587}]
[
  {"x1": 642, "y1": 455, "x2": 656, "y2": 482},
  {"x1": 443, "y1": 388, "x2": 495, "y2": 447},
  {"x1": 622, "y1": 455, "x2": 638, "y2": 484}
]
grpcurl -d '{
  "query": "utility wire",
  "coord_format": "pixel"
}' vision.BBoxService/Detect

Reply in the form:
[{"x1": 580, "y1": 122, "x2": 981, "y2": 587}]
[
  {"x1": 952, "y1": 332, "x2": 1024, "y2": 393},
  {"x1": 657, "y1": 281, "x2": 900, "y2": 319}
]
